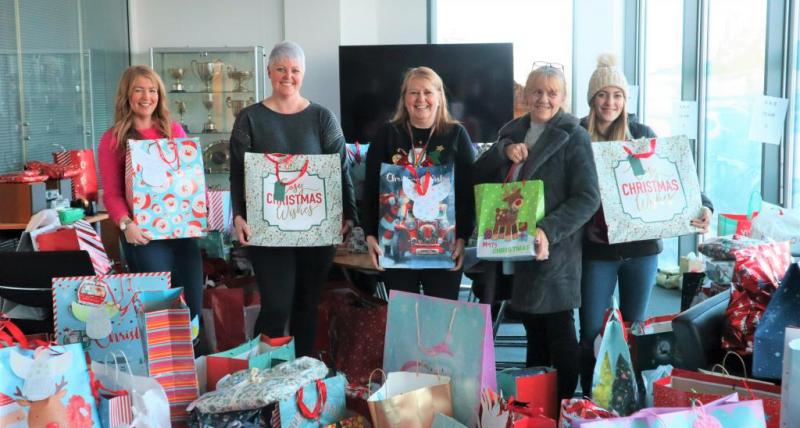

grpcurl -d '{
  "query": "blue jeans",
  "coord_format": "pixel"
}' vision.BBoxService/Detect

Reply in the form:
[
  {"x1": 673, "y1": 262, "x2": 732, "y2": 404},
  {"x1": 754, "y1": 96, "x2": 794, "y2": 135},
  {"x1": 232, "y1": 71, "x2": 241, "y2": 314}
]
[
  {"x1": 578, "y1": 254, "x2": 658, "y2": 395},
  {"x1": 121, "y1": 238, "x2": 203, "y2": 319}
]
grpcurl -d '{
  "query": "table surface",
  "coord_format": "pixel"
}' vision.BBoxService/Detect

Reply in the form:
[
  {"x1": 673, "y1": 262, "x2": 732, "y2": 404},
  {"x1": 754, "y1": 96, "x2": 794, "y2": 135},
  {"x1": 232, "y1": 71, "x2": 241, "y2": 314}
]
[{"x1": 0, "y1": 212, "x2": 108, "y2": 230}]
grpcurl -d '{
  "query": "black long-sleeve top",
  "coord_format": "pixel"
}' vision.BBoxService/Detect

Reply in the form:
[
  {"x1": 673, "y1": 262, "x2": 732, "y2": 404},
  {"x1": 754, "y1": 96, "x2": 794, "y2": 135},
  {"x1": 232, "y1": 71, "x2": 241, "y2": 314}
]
[{"x1": 362, "y1": 121, "x2": 476, "y2": 241}]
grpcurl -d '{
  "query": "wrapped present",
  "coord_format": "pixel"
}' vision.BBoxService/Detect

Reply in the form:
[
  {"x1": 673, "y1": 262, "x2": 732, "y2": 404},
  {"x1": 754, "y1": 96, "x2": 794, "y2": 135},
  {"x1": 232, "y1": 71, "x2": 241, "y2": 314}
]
[
  {"x1": 753, "y1": 263, "x2": 800, "y2": 379},
  {"x1": 697, "y1": 234, "x2": 764, "y2": 260},
  {"x1": 206, "y1": 189, "x2": 232, "y2": 232},
  {"x1": 378, "y1": 163, "x2": 456, "y2": 268},
  {"x1": 53, "y1": 273, "x2": 170, "y2": 375},
  {"x1": 206, "y1": 335, "x2": 294, "y2": 392},
  {"x1": 474, "y1": 176, "x2": 544, "y2": 261},
  {"x1": 732, "y1": 240, "x2": 792, "y2": 293},
  {"x1": 383, "y1": 291, "x2": 496, "y2": 426},
  {"x1": 53, "y1": 148, "x2": 99, "y2": 201},
  {"x1": 705, "y1": 259, "x2": 735, "y2": 284},
  {"x1": 558, "y1": 398, "x2": 617, "y2": 428},
  {"x1": 591, "y1": 136, "x2": 703, "y2": 244},
  {"x1": 244, "y1": 153, "x2": 343, "y2": 247},
  {"x1": 125, "y1": 138, "x2": 207, "y2": 240}
]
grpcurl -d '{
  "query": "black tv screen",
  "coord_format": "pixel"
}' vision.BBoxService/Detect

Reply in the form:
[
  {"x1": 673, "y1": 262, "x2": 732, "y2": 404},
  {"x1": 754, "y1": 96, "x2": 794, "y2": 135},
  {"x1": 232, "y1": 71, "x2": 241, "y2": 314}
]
[{"x1": 339, "y1": 43, "x2": 514, "y2": 144}]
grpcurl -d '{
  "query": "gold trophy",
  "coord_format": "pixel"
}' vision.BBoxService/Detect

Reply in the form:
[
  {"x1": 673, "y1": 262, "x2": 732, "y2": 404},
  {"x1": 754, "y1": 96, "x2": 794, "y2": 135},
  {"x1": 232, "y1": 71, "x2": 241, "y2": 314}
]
[
  {"x1": 202, "y1": 93, "x2": 217, "y2": 133},
  {"x1": 227, "y1": 66, "x2": 253, "y2": 92},
  {"x1": 173, "y1": 100, "x2": 189, "y2": 132},
  {"x1": 191, "y1": 59, "x2": 224, "y2": 92},
  {"x1": 226, "y1": 96, "x2": 255, "y2": 117},
  {"x1": 168, "y1": 67, "x2": 187, "y2": 92}
]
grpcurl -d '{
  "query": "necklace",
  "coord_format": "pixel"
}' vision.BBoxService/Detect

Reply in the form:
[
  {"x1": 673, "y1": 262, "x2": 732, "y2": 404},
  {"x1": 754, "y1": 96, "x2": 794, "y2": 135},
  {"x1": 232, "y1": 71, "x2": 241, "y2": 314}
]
[{"x1": 406, "y1": 121, "x2": 435, "y2": 167}]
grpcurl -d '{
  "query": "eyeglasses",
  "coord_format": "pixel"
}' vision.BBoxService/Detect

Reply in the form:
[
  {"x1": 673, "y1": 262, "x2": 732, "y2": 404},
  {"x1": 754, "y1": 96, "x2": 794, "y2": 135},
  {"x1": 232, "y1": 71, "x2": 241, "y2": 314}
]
[{"x1": 532, "y1": 61, "x2": 565, "y2": 72}]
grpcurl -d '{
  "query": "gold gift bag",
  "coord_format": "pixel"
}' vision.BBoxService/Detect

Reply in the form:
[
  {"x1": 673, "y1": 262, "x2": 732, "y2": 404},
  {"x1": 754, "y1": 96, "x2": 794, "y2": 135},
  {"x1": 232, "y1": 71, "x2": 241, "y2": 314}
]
[{"x1": 367, "y1": 371, "x2": 453, "y2": 428}]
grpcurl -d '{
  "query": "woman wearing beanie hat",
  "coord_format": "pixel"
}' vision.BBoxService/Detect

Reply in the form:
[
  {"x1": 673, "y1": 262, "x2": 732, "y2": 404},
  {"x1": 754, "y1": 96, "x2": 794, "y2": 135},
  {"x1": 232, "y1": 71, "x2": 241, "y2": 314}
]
[
  {"x1": 474, "y1": 63, "x2": 600, "y2": 400},
  {"x1": 577, "y1": 53, "x2": 714, "y2": 396}
]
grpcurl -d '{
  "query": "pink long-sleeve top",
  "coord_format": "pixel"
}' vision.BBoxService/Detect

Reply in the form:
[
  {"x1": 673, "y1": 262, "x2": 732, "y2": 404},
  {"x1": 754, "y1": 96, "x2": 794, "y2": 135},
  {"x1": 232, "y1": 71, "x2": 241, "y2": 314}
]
[{"x1": 98, "y1": 122, "x2": 186, "y2": 225}]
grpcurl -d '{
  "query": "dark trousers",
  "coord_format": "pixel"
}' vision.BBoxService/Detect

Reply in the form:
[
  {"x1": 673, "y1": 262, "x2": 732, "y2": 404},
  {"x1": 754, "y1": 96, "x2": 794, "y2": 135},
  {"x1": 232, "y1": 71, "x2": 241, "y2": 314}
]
[
  {"x1": 519, "y1": 309, "x2": 579, "y2": 400},
  {"x1": 248, "y1": 245, "x2": 335, "y2": 357},
  {"x1": 121, "y1": 237, "x2": 203, "y2": 319},
  {"x1": 383, "y1": 268, "x2": 462, "y2": 300}
]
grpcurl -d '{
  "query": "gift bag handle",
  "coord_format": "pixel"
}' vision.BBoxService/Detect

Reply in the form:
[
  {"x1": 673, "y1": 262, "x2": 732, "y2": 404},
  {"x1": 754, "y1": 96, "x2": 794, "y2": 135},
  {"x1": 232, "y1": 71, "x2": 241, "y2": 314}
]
[
  {"x1": 746, "y1": 191, "x2": 762, "y2": 220},
  {"x1": 0, "y1": 314, "x2": 29, "y2": 349},
  {"x1": 415, "y1": 301, "x2": 457, "y2": 356},
  {"x1": 622, "y1": 138, "x2": 657, "y2": 158},
  {"x1": 709, "y1": 351, "x2": 757, "y2": 400},
  {"x1": 368, "y1": 368, "x2": 387, "y2": 397},
  {"x1": 264, "y1": 153, "x2": 310, "y2": 186},
  {"x1": 404, "y1": 164, "x2": 432, "y2": 196},
  {"x1": 296, "y1": 379, "x2": 327, "y2": 420},
  {"x1": 147, "y1": 140, "x2": 181, "y2": 171},
  {"x1": 502, "y1": 163, "x2": 526, "y2": 187}
]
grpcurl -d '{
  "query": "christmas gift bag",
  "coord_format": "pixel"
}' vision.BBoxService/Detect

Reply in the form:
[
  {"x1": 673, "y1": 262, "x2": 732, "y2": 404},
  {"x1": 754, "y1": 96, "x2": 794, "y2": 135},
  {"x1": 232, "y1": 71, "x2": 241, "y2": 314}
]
[
  {"x1": 201, "y1": 287, "x2": 260, "y2": 353},
  {"x1": 591, "y1": 136, "x2": 703, "y2": 244},
  {"x1": 136, "y1": 288, "x2": 199, "y2": 425},
  {"x1": 474, "y1": 176, "x2": 544, "y2": 261},
  {"x1": 377, "y1": 163, "x2": 456, "y2": 269},
  {"x1": 277, "y1": 373, "x2": 347, "y2": 428},
  {"x1": 383, "y1": 291, "x2": 496, "y2": 426},
  {"x1": 53, "y1": 148, "x2": 99, "y2": 201},
  {"x1": 0, "y1": 342, "x2": 102, "y2": 428},
  {"x1": 206, "y1": 189, "x2": 232, "y2": 232},
  {"x1": 781, "y1": 334, "x2": 800, "y2": 428},
  {"x1": 753, "y1": 263, "x2": 800, "y2": 379},
  {"x1": 244, "y1": 152, "x2": 343, "y2": 247},
  {"x1": 718, "y1": 191, "x2": 761, "y2": 237},
  {"x1": 496, "y1": 367, "x2": 558, "y2": 420},
  {"x1": 346, "y1": 142, "x2": 369, "y2": 201},
  {"x1": 52, "y1": 273, "x2": 170, "y2": 375},
  {"x1": 591, "y1": 303, "x2": 638, "y2": 416},
  {"x1": 206, "y1": 335, "x2": 295, "y2": 391},
  {"x1": 35, "y1": 220, "x2": 112, "y2": 275},
  {"x1": 367, "y1": 371, "x2": 453, "y2": 428},
  {"x1": 125, "y1": 138, "x2": 207, "y2": 240},
  {"x1": 652, "y1": 368, "x2": 781, "y2": 428}
]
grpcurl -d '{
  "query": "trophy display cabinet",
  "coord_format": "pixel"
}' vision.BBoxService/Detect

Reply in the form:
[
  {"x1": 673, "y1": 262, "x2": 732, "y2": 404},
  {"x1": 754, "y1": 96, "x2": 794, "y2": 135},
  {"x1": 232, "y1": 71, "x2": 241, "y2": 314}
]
[{"x1": 150, "y1": 46, "x2": 266, "y2": 185}]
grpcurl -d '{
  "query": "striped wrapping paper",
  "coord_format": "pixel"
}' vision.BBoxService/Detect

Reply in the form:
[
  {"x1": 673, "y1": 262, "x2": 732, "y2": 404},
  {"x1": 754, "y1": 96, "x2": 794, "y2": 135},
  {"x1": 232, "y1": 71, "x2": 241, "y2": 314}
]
[
  {"x1": 69, "y1": 219, "x2": 112, "y2": 275},
  {"x1": 206, "y1": 189, "x2": 231, "y2": 232},
  {"x1": 107, "y1": 394, "x2": 134, "y2": 427},
  {"x1": 53, "y1": 149, "x2": 99, "y2": 201},
  {"x1": 143, "y1": 306, "x2": 199, "y2": 425}
]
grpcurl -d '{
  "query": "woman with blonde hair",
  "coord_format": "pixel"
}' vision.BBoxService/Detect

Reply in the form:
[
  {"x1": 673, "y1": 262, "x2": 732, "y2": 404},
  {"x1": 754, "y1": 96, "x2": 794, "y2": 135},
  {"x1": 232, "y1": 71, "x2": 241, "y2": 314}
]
[
  {"x1": 362, "y1": 66, "x2": 476, "y2": 300},
  {"x1": 98, "y1": 65, "x2": 203, "y2": 318},
  {"x1": 474, "y1": 63, "x2": 600, "y2": 399}
]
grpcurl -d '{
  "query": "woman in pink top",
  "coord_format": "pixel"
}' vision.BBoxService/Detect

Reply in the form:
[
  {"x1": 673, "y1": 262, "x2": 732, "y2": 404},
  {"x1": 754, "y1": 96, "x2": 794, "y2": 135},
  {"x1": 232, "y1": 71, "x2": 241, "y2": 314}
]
[{"x1": 98, "y1": 65, "x2": 203, "y2": 320}]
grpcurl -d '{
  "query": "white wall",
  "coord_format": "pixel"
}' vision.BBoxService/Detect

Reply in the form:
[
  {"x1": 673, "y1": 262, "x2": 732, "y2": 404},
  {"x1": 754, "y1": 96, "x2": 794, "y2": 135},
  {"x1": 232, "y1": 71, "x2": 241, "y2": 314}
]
[
  {"x1": 572, "y1": 0, "x2": 626, "y2": 118},
  {"x1": 128, "y1": 0, "x2": 428, "y2": 119}
]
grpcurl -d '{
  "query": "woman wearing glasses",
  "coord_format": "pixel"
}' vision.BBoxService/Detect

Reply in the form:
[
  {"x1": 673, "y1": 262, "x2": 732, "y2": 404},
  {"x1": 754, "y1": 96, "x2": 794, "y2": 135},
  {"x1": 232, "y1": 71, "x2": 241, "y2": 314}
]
[
  {"x1": 578, "y1": 54, "x2": 713, "y2": 396},
  {"x1": 474, "y1": 63, "x2": 600, "y2": 399}
]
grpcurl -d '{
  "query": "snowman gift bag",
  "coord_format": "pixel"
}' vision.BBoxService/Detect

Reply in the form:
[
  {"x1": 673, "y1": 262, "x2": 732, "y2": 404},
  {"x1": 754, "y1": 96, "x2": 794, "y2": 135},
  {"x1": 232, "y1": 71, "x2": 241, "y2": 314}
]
[
  {"x1": 125, "y1": 138, "x2": 207, "y2": 240},
  {"x1": 377, "y1": 163, "x2": 456, "y2": 269},
  {"x1": 52, "y1": 273, "x2": 171, "y2": 376}
]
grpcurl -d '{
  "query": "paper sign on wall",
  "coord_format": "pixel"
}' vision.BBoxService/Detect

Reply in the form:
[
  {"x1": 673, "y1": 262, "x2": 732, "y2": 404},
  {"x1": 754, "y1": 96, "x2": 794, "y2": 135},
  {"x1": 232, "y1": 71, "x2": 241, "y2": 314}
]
[
  {"x1": 748, "y1": 95, "x2": 788, "y2": 145},
  {"x1": 671, "y1": 101, "x2": 698, "y2": 139}
]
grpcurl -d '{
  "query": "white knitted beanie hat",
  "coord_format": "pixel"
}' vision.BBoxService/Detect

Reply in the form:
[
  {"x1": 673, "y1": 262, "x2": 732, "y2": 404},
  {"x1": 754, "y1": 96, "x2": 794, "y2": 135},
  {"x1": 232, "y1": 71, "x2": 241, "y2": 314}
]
[{"x1": 587, "y1": 54, "x2": 629, "y2": 104}]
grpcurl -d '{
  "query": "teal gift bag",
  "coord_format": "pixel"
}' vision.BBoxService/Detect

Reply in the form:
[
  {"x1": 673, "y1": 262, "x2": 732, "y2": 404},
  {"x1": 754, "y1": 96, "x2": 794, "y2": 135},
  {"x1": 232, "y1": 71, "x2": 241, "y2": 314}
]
[
  {"x1": 1, "y1": 342, "x2": 102, "y2": 427},
  {"x1": 205, "y1": 335, "x2": 295, "y2": 391},
  {"x1": 277, "y1": 373, "x2": 346, "y2": 428},
  {"x1": 718, "y1": 191, "x2": 761, "y2": 236}
]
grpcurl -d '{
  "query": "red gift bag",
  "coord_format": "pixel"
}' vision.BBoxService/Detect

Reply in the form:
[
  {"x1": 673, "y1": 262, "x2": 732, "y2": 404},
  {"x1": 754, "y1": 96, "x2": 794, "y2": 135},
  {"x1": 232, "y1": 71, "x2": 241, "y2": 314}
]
[
  {"x1": 497, "y1": 367, "x2": 558, "y2": 420},
  {"x1": 202, "y1": 288, "x2": 260, "y2": 352},
  {"x1": 53, "y1": 149, "x2": 99, "y2": 201},
  {"x1": 33, "y1": 220, "x2": 111, "y2": 275},
  {"x1": 652, "y1": 368, "x2": 781, "y2": 428},
  {"x1": 34, "y1": 228, "x2": 81, "y2": 251}
]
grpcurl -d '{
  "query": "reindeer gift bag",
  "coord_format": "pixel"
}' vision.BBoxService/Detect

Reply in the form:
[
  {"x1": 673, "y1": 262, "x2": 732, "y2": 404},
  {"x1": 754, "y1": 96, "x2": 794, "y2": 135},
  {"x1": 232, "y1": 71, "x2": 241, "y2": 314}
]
[
  {"x1": 0, "y1": 342, "x2": 101, "y2": 428},
  {"x1": 125, "y1": 138, "x2": 207, "y2": 240},
  {"x1": 474, "y1": 170, "x2": 544, "y2": 260},
  {"x1": 377, "y1": 163, "x2": 456, "y2": 269},
  {"x1": 244, "y1": 153, "x2": 343, "y2": 246}
]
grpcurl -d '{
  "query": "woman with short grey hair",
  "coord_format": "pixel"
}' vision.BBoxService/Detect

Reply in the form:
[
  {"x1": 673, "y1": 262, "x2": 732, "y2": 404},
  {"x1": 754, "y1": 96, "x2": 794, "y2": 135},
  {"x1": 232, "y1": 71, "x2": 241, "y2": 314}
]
[{"x1": 229, "y1": 41, "x2": 357, "y2": 356}]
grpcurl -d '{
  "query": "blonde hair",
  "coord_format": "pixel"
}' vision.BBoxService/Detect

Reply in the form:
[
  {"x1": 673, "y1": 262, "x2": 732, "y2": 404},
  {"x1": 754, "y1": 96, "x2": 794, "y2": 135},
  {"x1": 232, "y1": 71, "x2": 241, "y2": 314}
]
[
  {"x1": 390, "y1": 66, "x2": 458, "y2": 135},
  {"x1": 111, "y1": 65, "x2": 172, "y2": 156},
  {"x1": 524, "y1": 66, "x2": 568, "y2": 112},
  {"x1": 586, "y1": 95, "x2": 629, "y2": 142}
]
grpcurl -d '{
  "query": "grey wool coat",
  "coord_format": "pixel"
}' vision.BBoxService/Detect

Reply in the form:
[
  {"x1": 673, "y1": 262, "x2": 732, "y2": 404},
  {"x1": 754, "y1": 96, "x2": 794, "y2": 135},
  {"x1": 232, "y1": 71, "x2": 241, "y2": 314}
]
[{"x1": 473, "y1": 110, "x2": 601, "y2": 314}]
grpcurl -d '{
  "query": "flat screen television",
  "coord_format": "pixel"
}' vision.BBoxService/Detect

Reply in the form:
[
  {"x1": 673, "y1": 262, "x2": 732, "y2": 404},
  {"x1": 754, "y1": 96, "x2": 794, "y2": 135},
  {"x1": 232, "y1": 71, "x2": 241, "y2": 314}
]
[{"x1": 339, "y1": 43, "x2": 514, "y2": 144}]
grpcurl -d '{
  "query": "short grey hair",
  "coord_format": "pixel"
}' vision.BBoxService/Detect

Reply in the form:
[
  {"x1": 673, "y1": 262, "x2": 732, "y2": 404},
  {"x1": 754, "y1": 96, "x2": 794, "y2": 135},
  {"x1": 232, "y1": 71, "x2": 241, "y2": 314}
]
[{"x1": 268, "y1": 41, "x2": 305, "y2": 71}]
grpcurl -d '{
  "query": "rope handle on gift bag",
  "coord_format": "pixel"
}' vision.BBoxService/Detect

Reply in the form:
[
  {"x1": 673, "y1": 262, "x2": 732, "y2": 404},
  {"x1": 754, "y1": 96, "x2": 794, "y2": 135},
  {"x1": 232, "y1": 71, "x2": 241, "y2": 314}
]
[
  {"x1": 404, "y1": 164, "x2": 432, "y2": 196},
  {"x1": 622, "y1": 138, "x2": 657, "y2": 158},
  {"x1": 147, "y1": 139, "x2": 181, "y2": 171},
  {"x1": 264, "y1": 153, "x2": 310, "y2": 186},
  {"x1": 296, "y1": 379, "x2": 327, "y2": 420},
  {"x1": 415, "y1": 301, "x2": 457, "y2": 357},
  {"x1": 367, "y1": 368, "x2": 388, "y2": 399},
  {"x1": 502, "y1": 163, "x2": 526, "y2": 188},
  {"x1": 346, "y1": 141, "x2": 363, "y2": 163},
  {"x1": 709, "y1": 351, "x2": 757, "y2": 400}
]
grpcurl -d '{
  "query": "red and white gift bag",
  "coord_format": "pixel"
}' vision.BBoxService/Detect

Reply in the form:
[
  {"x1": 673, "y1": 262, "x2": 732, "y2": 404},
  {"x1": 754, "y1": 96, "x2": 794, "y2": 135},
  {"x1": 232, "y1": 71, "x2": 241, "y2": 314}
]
[
  {"x1": 53, "y1": 149, "x2": 99, "y2": 201},
  {"x1": 206, "y1": 189, "x2": 232, "y2": 232},
  {"x1": 34, "y1": 219, "x2": 111, "y2": 275}
]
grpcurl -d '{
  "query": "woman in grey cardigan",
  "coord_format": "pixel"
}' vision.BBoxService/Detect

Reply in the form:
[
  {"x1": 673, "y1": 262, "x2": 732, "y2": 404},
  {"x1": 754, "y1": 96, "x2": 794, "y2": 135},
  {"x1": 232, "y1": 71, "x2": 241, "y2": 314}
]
[{"x1": 474, "y1": 64, "x2": 600, "y2": 399}]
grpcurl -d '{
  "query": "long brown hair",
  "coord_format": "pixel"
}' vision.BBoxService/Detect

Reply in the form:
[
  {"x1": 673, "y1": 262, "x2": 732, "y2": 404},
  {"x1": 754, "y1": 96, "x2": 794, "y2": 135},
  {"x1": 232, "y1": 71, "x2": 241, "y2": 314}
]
[
  {"x1": 390, "y1": 66, "x2": 458, "y2": 135},
  {"x1": 111, "y1": 65, "x2": 172, "y2": 156},
  {"x1": 586, "y1": 97, "x2": 629, "y2": 142}
]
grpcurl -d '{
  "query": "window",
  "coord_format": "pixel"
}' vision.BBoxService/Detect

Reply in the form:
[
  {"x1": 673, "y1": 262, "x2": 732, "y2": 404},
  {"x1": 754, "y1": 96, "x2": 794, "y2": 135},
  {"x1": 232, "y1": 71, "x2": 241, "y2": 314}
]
[
  {"x1": 642, "y1": 0, "x2": 684, "y2": 266},
  {"x1": 703, "y1": 0, "x2": 767, "y2": 224}
]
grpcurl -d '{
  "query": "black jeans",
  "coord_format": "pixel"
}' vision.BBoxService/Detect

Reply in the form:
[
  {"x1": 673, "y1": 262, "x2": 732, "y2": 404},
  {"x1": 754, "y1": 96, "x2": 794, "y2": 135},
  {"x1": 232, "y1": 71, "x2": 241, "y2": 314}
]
[
  {"x1": 519, "y1": 309, "x2": 579, "y2": 400},
  {"x1": 383, "y1": 268, "x2": 463, "y2": 300},
  {"x1": 121, "y1": 237, "x2": 203, "y2": 319},
  {"x1": 248, "y1": 245, "x2": 335, "y2": 357}
]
